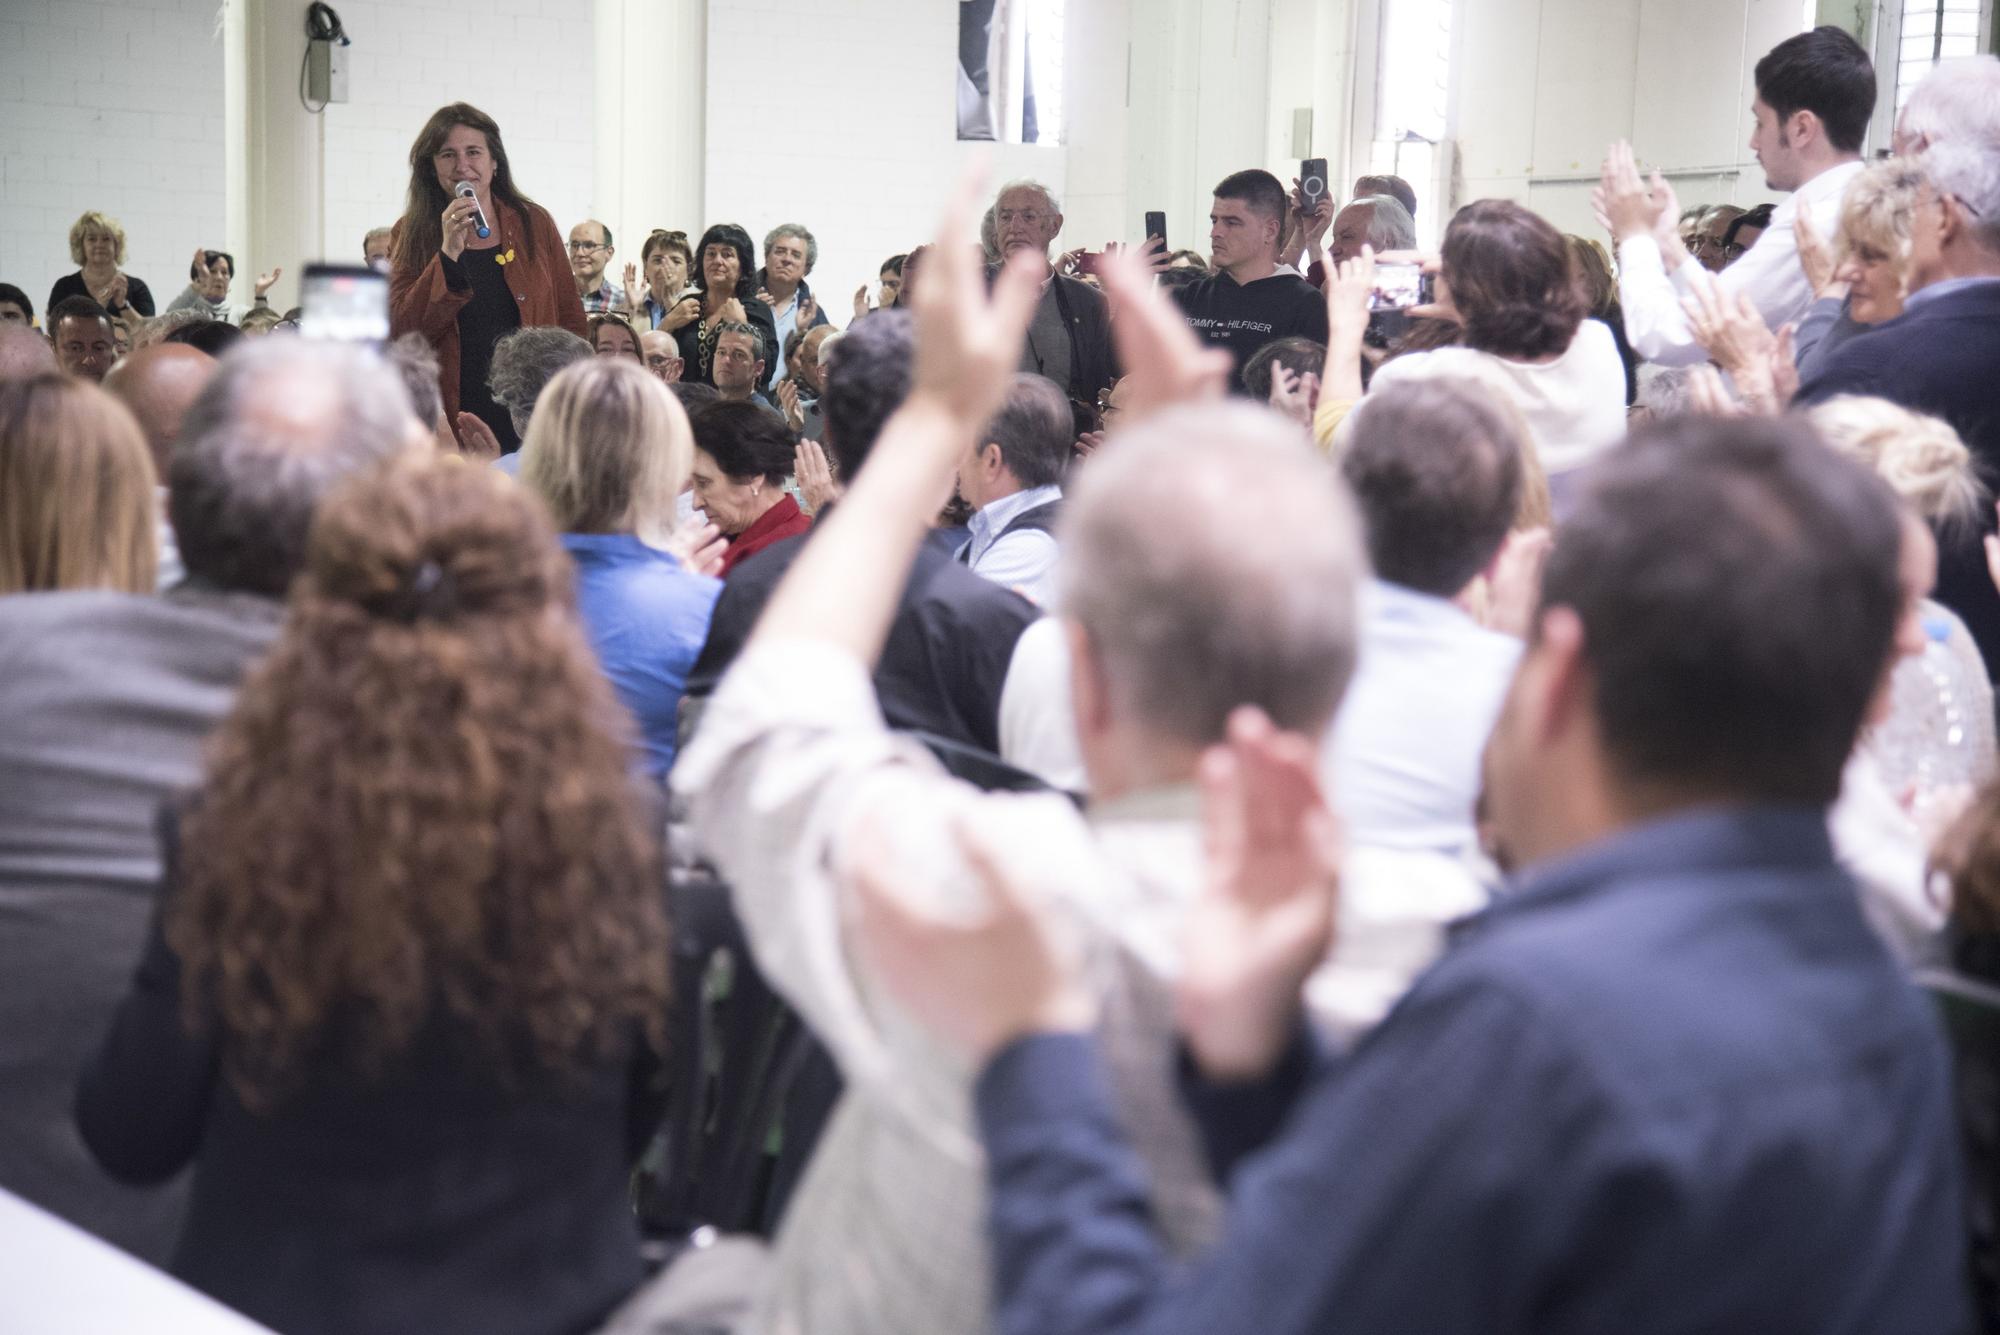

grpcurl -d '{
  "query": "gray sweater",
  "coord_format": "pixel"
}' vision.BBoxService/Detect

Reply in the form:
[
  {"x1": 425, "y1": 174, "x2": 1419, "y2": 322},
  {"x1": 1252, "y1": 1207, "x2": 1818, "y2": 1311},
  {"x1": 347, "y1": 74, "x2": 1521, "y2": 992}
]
[{"x1": 0, "y1": 585, "x2": 281, "y2": 1263}]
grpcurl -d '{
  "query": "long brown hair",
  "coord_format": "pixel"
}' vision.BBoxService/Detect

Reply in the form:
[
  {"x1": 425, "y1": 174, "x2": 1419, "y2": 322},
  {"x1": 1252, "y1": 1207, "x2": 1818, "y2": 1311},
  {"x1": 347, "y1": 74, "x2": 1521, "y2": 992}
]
[
  {"x1": 393, "y1": 103, "x2": 542, "y2": 273},
  {"x1": 0, "y1": 374, "x2": 157, "y2": 593},
  {"x1": 169, "y1": 456, "x2": 667, "y2": 1109}
]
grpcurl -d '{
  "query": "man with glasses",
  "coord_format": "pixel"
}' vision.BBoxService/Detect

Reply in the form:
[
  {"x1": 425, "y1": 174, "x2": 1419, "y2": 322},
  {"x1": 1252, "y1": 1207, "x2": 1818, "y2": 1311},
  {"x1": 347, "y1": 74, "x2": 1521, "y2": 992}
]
[
  {"x1": 990, "y1": 180, "x2": 1116, "y2": 410},
  {"x1": 567, "y1": 219, "x2": 628, "y2": 315}
]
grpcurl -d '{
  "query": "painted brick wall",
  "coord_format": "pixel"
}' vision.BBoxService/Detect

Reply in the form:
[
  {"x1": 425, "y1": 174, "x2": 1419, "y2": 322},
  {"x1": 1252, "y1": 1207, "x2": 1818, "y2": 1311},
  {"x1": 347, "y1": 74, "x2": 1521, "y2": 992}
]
[
  {"x1": 318, "y1": 0, "x2": 595, "y2": 272},
  {"x1": 0, "y1": 0, "x2": 227, "y2": 322},
  {"x1": 702, "y1": 0, "x2": 1075, "y2": 322}
]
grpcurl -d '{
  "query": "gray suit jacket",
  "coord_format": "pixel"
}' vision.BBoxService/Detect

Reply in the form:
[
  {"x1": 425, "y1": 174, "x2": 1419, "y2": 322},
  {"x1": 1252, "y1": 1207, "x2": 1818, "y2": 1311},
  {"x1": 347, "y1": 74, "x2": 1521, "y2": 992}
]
[{"x1": 0, "y1": 585, "x2": 281, "y2": 1263}]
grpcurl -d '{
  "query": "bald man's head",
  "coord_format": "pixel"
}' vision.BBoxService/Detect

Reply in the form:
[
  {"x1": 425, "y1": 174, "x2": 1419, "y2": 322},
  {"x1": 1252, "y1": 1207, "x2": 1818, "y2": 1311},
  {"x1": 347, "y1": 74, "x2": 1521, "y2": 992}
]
[
  {"x1": 102, "y1": 343, "x2": 217, "y2": 481},
  {"x1": 0, "y1": 326, "x2": 57, "y2": 382}
]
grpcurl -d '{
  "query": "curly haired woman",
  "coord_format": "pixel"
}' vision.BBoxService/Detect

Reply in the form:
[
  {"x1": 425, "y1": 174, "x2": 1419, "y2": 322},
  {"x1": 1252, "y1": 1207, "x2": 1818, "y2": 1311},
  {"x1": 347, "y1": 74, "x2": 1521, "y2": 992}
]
[{"x1": 76, "y1": 457, "x2": 670, "y2": 1335}]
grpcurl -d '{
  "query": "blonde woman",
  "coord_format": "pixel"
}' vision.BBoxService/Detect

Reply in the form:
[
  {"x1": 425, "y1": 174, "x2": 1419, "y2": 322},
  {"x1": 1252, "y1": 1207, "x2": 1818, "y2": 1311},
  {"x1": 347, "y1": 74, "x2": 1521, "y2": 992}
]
[
  {"x1": 1793, "y1": 160, "x2": 1927, "y2": 382},
  {"x1": 0, "y1": 374, "x2": 157, "y2": 594},
  {"x1": 48, "y1": 211, "x2": 155, "y2": 334},
  {"x1": 1812, "y1": 394, "x2": 1993, "y2": 963},
  {"x1": 518, "y1": 356, "x2": 719, "y2": 777}
]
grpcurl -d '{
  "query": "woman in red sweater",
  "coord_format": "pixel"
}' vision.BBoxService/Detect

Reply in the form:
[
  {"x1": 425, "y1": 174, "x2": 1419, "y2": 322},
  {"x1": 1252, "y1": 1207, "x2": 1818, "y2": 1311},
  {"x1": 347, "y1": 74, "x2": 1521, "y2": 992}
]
[
  {"x1": 688, "y1": 401, "x2": 813, "y2": 576},
  {"x1": 389, "y1": 102, "x2": 587, "y2": 455}
]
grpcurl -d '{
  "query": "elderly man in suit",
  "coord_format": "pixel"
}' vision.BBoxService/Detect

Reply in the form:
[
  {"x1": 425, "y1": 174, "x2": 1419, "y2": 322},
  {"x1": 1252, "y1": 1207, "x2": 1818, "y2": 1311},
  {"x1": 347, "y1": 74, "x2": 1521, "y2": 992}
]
[
  {"x1": 0, "y1": 340, "x2": 420, "y2": 1262},
  {"x1": 1797, "y1": 139, "x2": 2000, "y2": 672}
]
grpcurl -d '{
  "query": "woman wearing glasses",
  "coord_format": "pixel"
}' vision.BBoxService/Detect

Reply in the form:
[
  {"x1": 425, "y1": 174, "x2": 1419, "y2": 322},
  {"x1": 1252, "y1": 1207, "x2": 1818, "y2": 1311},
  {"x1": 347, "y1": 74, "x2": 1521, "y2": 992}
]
[{"x1": 388, "y1": 102, "x2": 587, "y2": 456}]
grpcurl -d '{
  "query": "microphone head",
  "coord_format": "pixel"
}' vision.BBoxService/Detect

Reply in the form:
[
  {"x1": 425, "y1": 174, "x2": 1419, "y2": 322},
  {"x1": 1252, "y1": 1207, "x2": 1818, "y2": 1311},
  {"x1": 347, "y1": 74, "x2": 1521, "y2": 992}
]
[{"x1": 454, "y1": 180, "x2": 475, "y2": 198}]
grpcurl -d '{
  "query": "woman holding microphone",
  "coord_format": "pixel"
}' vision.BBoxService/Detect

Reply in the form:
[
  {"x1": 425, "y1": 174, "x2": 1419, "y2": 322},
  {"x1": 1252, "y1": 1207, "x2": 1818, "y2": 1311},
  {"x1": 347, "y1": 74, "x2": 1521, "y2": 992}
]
[{"x1": 389, "y1": 102, "x2": 586, "y2": 454}]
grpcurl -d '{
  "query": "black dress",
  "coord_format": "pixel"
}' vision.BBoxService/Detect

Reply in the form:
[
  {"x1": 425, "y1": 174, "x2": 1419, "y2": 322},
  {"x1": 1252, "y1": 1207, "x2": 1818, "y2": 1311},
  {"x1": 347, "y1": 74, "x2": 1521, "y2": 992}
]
[
  {"x1": 451, "y1": 247, "x2": 523, "y2": 453},
  {"x1": 47, "y1": 271, "x2": 155, "y2": 319}
]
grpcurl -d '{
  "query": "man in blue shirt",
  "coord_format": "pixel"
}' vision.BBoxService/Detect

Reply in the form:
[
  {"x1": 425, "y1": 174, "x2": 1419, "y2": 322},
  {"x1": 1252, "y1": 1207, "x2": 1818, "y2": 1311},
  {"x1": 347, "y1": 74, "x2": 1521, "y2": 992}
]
[
  {"x1": 850, "y1": 414, "x2": 1975, "y2": 1333},
  {"x1": 953, "y1": 372, "x2": 1070, "y2": 607}
]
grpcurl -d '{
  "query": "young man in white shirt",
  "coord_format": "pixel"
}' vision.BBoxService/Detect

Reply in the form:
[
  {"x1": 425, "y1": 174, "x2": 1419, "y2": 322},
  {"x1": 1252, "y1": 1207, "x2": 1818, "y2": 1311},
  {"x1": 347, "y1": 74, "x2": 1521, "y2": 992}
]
[
  {"x1": 954, "y1": 372, "x2": 1072, "y2": 607},
  {"x1": 1598, "y1": 26, "x2": 1875, "y2": 367}
]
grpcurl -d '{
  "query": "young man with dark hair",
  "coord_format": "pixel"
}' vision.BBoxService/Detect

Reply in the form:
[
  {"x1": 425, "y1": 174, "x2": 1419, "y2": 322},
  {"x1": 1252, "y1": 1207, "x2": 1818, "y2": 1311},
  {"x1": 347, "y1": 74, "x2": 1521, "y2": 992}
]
[
  {"x1": 853, "y1": 413, "x2": 1972, "y2": 1335},
  {"x1": 1328, "y1": 378, "x2": 1526, "y2": 851},
  {"x1": 0, "y1": 283, "x2": 35, "y2": 327},
  {"x1": 1170, "y1": 169, "x2": 1328, "y2": 386},
  {"x1": 1599, "y1": 26, "x2": 1874, "y2": 366},
  {"x1": 954, "y1": 372, "x2": 1072, "y2": 606}
]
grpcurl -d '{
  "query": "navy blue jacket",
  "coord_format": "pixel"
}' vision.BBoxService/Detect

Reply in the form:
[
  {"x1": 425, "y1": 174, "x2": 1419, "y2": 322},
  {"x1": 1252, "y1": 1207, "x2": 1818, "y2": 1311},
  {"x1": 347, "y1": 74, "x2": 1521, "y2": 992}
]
[
  {"x1": 1796, "y1": 278, "x2": 2000, "y2": 676},
  {"x1": 975, "y1": 807, "x2": 1973, "y2": 1335}
]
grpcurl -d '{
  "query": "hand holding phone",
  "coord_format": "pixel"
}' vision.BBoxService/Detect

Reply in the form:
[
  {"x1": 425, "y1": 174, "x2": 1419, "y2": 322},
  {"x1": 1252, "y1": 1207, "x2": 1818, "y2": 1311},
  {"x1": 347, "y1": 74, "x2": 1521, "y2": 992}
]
[{"x1": 300, "y1": 263, "x2": 390, "y2": 346}]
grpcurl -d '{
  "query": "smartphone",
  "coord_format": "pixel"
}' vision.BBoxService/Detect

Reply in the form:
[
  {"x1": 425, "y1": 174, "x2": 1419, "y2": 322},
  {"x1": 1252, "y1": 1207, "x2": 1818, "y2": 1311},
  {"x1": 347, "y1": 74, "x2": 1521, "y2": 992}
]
[
  {"x1": 300, "y1": 263, "x2": 389, "y2": 346},
  {"x1": 1074, "y1": 250, "x2": 1107, "y2": 276},
  {"x1": 1368, "y1": 262, "x2": 1429, "y2": 311},
  {"x1": 1144, "y1": 211, "x2": 1167, "y2": 249},
  {"x1": 1300, "y1": 158, "x2": 1330, "y2": 215}
]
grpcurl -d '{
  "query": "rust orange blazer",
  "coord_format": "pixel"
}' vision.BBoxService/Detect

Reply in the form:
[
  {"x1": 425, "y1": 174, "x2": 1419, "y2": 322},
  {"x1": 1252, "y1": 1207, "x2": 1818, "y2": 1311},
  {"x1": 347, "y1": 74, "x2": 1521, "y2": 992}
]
[{"x1": 388, "y1": 197, "x2": 588, "y2": 428}]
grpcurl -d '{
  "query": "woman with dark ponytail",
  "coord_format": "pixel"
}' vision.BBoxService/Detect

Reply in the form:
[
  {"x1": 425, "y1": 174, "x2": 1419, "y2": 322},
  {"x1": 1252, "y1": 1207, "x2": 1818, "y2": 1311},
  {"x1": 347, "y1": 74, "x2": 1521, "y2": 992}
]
[{"x1": 1368, "y1": 200, "x2": 1627, "y2": 494}]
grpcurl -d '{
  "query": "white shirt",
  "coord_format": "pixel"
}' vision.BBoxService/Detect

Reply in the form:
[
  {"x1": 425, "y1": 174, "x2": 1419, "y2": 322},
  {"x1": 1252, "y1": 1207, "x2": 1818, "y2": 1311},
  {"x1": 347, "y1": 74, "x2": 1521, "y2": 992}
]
[
  {"x1": 673, "y1": 638, "x2": 1485, "y2": 1335},
  {"x1": 1363, "y1": 321, "x2": 1629, "y2": 474},
  {"x1": 1326, "y1": 580, "x2": 1522, "y2": 853},
  {"x1": 997, "y1": 615, "x2": 1087, "y2": 792},
  {"x1": 957, "y1": 483, "x2": 1062, "y2": 606},
  {"x1": 1617, "y1": 158, "x2": 1865, "y2": 368}
]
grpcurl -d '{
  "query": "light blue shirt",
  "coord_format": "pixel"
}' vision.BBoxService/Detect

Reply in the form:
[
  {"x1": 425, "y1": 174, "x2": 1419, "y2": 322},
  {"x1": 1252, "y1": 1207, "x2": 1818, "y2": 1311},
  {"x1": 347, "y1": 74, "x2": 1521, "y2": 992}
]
[
  {"x1": 958, "y1": 484, "x2": 1062, "y2": 607},
  {"x1": 1325, "y1": 579, "x2": 1521, "y2": 853},
  {"x1": 768, "y1": 288, "x2": 802, "y2": 383},
  {"x1": 561, "y1": 532, "x2": 720, "y2": 777},
  {"x1": 1903, "y1": 273, "x2": 2000, "y2": 314}
]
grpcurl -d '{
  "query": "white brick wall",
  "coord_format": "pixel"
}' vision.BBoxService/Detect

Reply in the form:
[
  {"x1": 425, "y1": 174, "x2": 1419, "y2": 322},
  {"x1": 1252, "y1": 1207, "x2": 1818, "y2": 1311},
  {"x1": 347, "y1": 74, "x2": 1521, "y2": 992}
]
[
  {"x1": 0, "y1": 0, "x2": 227, "y2": 323},
  {"x1": 318, "y1": 0, "x2": 594, "y2": 273},
  {"x1": 702, "y1": 0, "x2": 1074, "y2": 322}
]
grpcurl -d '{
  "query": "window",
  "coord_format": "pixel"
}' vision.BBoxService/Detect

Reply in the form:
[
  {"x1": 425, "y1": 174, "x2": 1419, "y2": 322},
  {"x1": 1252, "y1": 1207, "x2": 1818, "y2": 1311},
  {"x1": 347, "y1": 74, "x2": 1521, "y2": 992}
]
[
  {"x1": 957, "y1": 0, "x2": 1066, "y2": 145},
  {"x1": 1896, "y1": 0, "x2": 1990, "y2": 109},
  {"x1": 1366, "y1": 0, "x2": 1455, "y2": 224}
]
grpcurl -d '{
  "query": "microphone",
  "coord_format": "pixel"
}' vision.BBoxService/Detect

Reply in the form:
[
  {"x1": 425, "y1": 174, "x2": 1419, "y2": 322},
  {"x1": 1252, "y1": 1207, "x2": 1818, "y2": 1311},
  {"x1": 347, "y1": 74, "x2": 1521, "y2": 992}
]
[{"x1": 454, "y1": 181, "x2": 491, "y2": 240}]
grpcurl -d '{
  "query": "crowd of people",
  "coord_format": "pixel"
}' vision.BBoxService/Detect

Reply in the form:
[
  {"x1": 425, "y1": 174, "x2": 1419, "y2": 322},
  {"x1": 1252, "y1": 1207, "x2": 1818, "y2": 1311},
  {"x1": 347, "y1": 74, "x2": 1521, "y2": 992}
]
[{"x1": 3, "y1": 27, "x2": 2000, "y2": 1335}]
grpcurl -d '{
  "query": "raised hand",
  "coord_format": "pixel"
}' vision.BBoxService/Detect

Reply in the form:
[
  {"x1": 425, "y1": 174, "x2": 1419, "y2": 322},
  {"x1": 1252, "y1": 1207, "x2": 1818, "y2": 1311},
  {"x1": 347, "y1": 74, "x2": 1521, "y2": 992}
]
[
  {"x1": 1480, "y1": 527, "x2": 1554, "y2": 639},
  {"x1": 663, "y1": 295, "x2": 700, "y2": 332},
  {"x1": 1073, "y1": 430, "x2": 1105, "y2": 459},
  {"x1": 1594, "y1": 141, "x2": 1673, "y2": 247},
  {"x1": 657, "y1": 355, "x2": 684, "y2": 385},
  {"x1": 1266, "y1": 365, "x2": 1315, "y2": 427},
  {"x1": 853, "y1": 283, "x2": 874, "y2": 321},
  {"x1": 755, "y1": 287, "x2": 776, "y2": 307},
  {"x1": 798, "y1": 292, "x2": 818, "y2": 329},
  {"x1": 1321, "y1": 245, "x2": 1377, "y2": 402},
  {"x1": 907, "y1": 174, "x2": 1044, "y2": 432},
  {"x1": 666, "y1": 519, "x2": 727, "y2": 577},
  {"x1": 453, "y1": 411, "x2": 502, "y2": 462},
  {"x1": 794, "y1": 438, "x2": 841, "y2": 513},
  {"x1": 254, "y1": 266, "x2": 282, "y2": 297},
  {"x1": 1793, "y1": 212, "x2": 1844, "y2": 301},
  {"x1": 848, "y1": 813, "x2": 1096, "y2": 1063},
  {"x1": 1681, "y1": 282, "x2": 1776, "y2": 376},
  {"x1": 1769, "y1": 322, "x2": 1800, "y2": 406},
  {"x1": 1096, "y1": 243, "x2": 1232, "y2": 422},
  {"x1": 440, "y1": 195, "x2": 479, "y2": 261},
  {"x1": 776, "y1": 378, "x2": 805, "y2": 431},
  {"x1": 1686, "y1": 365, "x2": 1746, "y2": 418},
  {"x1": 622, "y1": 261, "x2": 639, "y2": 310},
  {"x1": 1175, "y1": 708, "x2": 1343, "y2": 1082}
]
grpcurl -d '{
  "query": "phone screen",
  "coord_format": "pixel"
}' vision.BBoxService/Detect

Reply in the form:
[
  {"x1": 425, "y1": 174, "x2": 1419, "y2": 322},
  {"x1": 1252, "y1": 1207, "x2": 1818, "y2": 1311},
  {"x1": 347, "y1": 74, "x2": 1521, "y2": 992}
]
[
  {"x1": 1368, "y1": 262, "x2": 1426, "y2": 311},
  {"x1": 300, "y1": 264, "x2": 389, "y2": 345}
]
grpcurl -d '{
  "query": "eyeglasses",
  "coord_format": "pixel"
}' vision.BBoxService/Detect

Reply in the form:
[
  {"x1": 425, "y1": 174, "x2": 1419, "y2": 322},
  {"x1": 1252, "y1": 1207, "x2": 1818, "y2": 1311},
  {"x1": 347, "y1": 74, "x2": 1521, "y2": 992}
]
[{"x1": 567, "y1": 240, "x2": 609, "y2": 255}]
